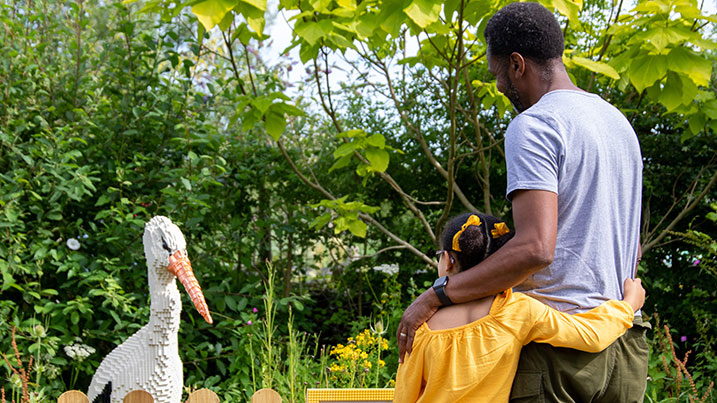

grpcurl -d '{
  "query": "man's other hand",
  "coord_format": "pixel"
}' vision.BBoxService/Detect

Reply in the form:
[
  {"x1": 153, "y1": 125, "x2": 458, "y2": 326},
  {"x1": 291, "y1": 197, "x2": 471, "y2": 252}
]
[{"x1": 396, "y1": 288, "x2": 440, "y2": 363}]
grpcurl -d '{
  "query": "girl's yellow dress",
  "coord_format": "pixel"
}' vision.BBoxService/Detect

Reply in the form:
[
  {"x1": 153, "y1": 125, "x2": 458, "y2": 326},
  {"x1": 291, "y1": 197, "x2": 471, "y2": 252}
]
[{"x1": 393, "y1": 289, "x2": 634, "y2": 403}]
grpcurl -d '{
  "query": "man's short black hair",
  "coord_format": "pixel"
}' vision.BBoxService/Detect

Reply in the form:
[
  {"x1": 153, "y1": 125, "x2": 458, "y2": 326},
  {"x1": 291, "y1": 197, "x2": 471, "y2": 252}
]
[{"x1": 484, "y1": 2, "x2": 564, "y2": 63}]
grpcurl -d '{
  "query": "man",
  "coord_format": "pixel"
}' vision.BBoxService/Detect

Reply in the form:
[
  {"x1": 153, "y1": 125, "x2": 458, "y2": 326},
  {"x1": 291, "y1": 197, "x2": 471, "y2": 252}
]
[{"x1": 395, "y1": 2, "x2": 649, "y2": 402}]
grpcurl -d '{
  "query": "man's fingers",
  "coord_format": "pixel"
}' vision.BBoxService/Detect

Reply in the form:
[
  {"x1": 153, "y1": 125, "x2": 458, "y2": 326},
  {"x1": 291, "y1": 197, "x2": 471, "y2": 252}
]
[
  {"x1": 397, "y1": 324, "x2": 407, "y2": 363},
  {"x1": 404, "y1": 327, "x2": 415, "y2": 357}
]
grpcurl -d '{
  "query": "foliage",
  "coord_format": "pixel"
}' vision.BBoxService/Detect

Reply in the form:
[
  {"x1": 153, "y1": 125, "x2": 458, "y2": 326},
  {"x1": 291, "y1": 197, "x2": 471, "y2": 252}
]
[
  {"x1": 646, "y1": 322, "x2": 715, "y2": 403},
  {"x1": 1, "y1": 0, "x2": 716, "y2": 400},
  {"x1": 327, "y1": 328, "x2": 390, "y2": 388}
]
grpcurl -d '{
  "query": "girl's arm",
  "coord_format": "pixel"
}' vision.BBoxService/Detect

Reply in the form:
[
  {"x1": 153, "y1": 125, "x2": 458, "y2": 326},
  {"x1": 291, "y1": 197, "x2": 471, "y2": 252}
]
[{"x1": 522, "y1": 278, "x2": 645, "y2": 352}]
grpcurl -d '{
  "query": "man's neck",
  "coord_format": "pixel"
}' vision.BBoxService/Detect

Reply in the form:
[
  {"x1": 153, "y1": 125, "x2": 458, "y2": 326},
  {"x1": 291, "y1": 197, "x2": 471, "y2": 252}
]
[{"x1": 526, "y1": 62, "x2": 582, "y2": 107}]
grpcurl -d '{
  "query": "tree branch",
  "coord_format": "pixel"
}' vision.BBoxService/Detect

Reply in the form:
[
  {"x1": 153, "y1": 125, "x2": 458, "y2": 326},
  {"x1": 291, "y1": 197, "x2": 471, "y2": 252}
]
[{"x1": 642, "y1": 162, "x2": 717, "y2": 254}]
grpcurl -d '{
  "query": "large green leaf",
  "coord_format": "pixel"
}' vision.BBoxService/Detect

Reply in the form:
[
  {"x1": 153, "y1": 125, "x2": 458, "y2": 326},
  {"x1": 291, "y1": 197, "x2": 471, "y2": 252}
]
[
  {"x1": 666, "y1": 47, "x2": 712, "y2": 87},
  {"x1": 240, "y1": 0, "x2": 266, "y2": 11},
  {"x1": 191, "y1": 0, "x2": 237, "y2": 31},
  {"x1": 234, "y1": 2, "x2": 265, "y2": 35},
  {"x1": 659, "y1": 72, "x2": 685, "y2": 112},
  {"x1": 334, "y1": 142, "x2": 359, "y2": 158},
  {"x1": 347, "y1": 219, "x2": 367, "y2": 237},
  {"x1": 336, "y1": 0, "x2": 357, "y2": 11},
  {"x1": 379, "y1": 0, "x2": 408, "y2": 36},
  {"x1": 640, "y1": 26, "x2": 692, "y2": 52},
  {"x1": 628, "y1": 54, "x2": 668, "y2": 93},
  {"x1": 632, "y1": 0, "x2": 670, "y2": 14},
  {"x1": 403, "y1": 0, "x2": 442, "y2": 28},
  {"x1": 571, "y1": 56, "x2": 620, "y2": 79},
  {"x1": 366, "y1": 133, "x2": 386, "y2": 148},
  {"x1": 264, "y1": 111, "x2": 286, "y2": 140},
  {"x1": 551, "y1": 0, "x2": 581, "y2": 26},
  {"x1": 329, "y1": 154, "x2": 352, "y2": 173},
  {"x1": 365, "y1": 148, "x2": 389, "y2": 172},
  {"x1": 295, "y1": 20, "x2": 332, "y2": 46}
]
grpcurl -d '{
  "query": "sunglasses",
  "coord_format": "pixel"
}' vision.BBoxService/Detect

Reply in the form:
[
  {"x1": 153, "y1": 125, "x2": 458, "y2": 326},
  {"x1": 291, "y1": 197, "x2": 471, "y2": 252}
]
[{"x1": 434, "y1": 250, "x2": 455, "y2": 264}]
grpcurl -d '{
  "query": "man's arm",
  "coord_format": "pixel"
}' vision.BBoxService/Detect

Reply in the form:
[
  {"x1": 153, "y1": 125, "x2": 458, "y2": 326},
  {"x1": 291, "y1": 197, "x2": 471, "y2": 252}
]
[{"x1": 396, "y1": 189, "x2": 558, "y2": 362}]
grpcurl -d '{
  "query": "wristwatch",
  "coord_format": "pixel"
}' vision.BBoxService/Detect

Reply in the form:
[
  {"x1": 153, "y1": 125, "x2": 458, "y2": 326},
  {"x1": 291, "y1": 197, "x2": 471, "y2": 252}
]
[{"x1": 432, "y1": 276, "x2": 454, "y2": 306}]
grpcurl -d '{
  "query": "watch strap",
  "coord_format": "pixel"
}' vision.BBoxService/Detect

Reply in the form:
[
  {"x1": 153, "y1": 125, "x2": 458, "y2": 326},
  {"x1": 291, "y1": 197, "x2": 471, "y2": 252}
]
[{"x1": 432, "y1": 276, "x2": 454, "y2": 306}]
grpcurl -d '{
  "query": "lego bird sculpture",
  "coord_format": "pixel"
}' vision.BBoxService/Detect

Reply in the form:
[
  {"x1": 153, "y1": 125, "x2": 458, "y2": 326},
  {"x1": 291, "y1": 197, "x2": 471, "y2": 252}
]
[{"x1": 87, "y1": 216, "x2": 213, "y2": 402}]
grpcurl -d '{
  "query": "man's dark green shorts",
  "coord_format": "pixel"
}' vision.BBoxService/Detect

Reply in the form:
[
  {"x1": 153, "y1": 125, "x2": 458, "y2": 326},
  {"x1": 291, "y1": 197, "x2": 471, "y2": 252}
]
[{"x1": 509, "y1": 316, "x2": 650, "y2": 403}]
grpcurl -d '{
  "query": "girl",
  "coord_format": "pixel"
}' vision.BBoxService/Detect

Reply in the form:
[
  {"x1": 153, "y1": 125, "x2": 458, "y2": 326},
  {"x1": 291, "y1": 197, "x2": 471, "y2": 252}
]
[{"x1": 393, "y1": 213, "x2": 644, "y2": 402}]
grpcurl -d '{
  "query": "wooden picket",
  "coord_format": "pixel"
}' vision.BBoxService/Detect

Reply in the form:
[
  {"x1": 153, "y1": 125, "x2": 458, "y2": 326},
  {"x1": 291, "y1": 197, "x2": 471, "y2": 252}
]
[
  {"x1": 250, "y1": 388, "x2": 281, "y2": 403},
  {"x1": 123, "y1": 390, "x2": 153, "y2": 403}
]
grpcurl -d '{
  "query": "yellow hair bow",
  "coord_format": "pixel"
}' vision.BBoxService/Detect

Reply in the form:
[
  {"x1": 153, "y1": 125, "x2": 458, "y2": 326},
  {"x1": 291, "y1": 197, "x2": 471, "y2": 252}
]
[
  {"x1": 452, "y1": 215, "x2": 482, "y2": 252},
  {"x1": 491, "y1": 222, "x2": 510, "y2": 238}
]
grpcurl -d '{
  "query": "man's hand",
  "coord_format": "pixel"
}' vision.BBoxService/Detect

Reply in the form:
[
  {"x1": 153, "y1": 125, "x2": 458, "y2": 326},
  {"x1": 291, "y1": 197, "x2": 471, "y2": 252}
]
[
  {"x1": 623, "y1": 278, "x2": 645, "y2": 312},
  {"x1": 396, "y1": 288, "x2": 440, "y2": 363}
]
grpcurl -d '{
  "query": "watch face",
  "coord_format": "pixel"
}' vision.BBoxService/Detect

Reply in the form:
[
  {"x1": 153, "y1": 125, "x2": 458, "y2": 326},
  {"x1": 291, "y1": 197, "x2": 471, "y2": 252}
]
[{"x1": 433, "y1": 276, "x2": 448, "y2": 288}]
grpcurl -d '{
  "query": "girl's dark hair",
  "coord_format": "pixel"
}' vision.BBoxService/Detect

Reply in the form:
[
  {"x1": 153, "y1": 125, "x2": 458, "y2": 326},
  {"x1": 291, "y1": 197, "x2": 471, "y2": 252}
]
[{"x1": 440, "y1": 213, "x2": 515, "y2": 272}]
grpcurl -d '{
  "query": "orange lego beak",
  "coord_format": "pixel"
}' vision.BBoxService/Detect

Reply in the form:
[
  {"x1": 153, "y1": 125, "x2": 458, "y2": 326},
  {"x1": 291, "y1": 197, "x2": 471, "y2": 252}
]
[{"x1": 167, "y1": 250, "x2": 213, "y2": 324}]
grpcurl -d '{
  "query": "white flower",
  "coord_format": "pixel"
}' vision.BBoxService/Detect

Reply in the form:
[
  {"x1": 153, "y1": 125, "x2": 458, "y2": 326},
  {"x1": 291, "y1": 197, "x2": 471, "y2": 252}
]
[
  {"x1": 64, "y1": 345, "x2": 76, "y2": 359},
  {"x1": 64, "y1": 343, "x2": 95, "y2": 362},
  {"x1": 66, "y1": 238, "x2": 80, "y2": 250},
  {"x1": 372, "y1": 263, "x2": 399, "y2": 276}
]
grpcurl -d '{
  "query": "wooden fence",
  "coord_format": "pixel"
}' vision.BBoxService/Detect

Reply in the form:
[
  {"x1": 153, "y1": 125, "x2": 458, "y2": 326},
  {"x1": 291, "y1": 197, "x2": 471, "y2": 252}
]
[
  {"x1": 57, "y1": 387, "x2": 394, "y2": 403},
  {"x1": 57, "y1": 388, "x2": 281, "y2": 403}
]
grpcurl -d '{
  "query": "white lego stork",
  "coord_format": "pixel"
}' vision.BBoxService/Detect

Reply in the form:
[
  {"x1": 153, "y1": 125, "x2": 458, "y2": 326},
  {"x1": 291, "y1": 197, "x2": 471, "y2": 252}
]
[{"x1": 87, "y1": 216, "x2": 213, "y2": 403}]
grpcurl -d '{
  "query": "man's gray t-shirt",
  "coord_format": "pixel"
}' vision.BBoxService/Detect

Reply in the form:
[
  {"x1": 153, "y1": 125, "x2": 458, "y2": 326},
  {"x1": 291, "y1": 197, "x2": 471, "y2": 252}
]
[{"x1": 506, "y1": 90, "x2": 642, "y2": 314}]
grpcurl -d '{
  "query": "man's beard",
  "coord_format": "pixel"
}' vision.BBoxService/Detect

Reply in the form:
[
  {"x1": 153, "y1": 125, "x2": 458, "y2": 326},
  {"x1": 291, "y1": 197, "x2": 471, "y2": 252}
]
[{"x1": 505, "y1": 75, "x2": 526, "y2": 113}]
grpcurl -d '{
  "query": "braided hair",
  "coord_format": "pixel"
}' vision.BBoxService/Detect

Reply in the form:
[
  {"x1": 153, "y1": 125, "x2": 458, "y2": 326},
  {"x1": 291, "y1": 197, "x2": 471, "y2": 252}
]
[{"x1": 440, "y1": 213, "x2": 515, "y2": 272}]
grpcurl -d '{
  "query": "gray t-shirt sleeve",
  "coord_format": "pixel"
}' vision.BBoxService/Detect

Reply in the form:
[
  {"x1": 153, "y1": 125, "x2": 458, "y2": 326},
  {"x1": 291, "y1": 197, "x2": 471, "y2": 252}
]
[{"x1": 505, "y1": 115, "x2": 563, "y2": 199}]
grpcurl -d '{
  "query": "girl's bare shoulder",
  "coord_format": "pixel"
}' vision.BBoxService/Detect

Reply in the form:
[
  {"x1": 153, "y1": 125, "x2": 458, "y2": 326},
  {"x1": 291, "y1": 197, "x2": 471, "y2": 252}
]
[{"x1": 426, "y1": 296, "x2": 495, "y2": 331}]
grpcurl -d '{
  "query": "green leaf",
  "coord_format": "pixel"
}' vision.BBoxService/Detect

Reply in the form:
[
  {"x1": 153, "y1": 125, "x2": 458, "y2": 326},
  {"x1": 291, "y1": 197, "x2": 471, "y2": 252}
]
[
  {"x1": 628, "y1": 54, "x2": 668, "y2": 93},
  {"x1": 329, "y1": 154, "x2": 352, "y2": 173},
  {"x1": 640, "y1": 26, "x2": 691, "y2": 52},
  {"x1": 659, "y1": 72, "x2": 684, "y2": 112},
  {"x1": 552, "y1": 0, "x2": 581, "y2": 25},
  {"x1": 310, "y1": 213, "x2": 332, "y2": 229},
  {"x1": 218, "y1": 9, "x2": 234, "y2": 31},
  {"x1": 253, "y1": 97, "x2": 273, "y2": 114},
  {"x1": 366, "y1": 133, "x2": 386, "y2": 148},
  {"x1": 47, "y1": 211, "x2": 62, "y2": 221},
  {"x1": 365, "y1": 148, "x2": 389, "y2": 172},
  {"x1": 687, "y1": 112, "x2": 706, "y2": 136},
  {"x1": 299, "y1": 43, "x2": 319, "y2": 63},
  {"x1": 181, "y1": 177, "x2": 192, "y2": 191},
  {"x1": 197, "y1": 23, "x2": 206, "y2": 48},
  {"x1": 334, "y1": 142, "x2": 359, "y2": 158},
  {"x1": 666, "y1": 47, "x2": 712, "y2": 87},
  {"x1": 192, "y1": 0, "x2": 237, "y2": 31},
  {"x1": 295, "y1": 20, "x2": 333, "y2": 46},
  {"x1": 379, "y1": 0, "x2": 406, "y2": 36},
  {"x1": 403, "y1": 0, "x2": 442, "y2": 29},
  {"x1": 571, "y1": 56, "x2": 620, "y2": 79},
  {"x1": 337, "y1": 0, "x2": 356, "y2": 10},
  {"x1": 95, "y1": 194, "x2": 111, "y2": 206},
  {"x1": 235, "y1": 2, "x2": 265, "y2": 35},
  {"x1": 632, "y1": 0, "x2": 669, "y2": 14},
  {"x1": 347, "y1": 219, "x2": 367, "y2": 237},
  {"x1": 240, "y1": 0, "x2": 266, "y2": 11},
  {"x1": 265, "y1": 111, "x2": 286, "y2": 140},
  {"x1": 337, "y1": 129, "x2": 365, "y2": 138}
]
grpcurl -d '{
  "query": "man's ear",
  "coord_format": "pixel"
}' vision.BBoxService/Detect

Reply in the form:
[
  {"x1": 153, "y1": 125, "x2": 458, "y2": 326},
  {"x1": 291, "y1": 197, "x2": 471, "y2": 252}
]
[{"x1": 509, "y1": 52, "x2": 526, "y2": 77}]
